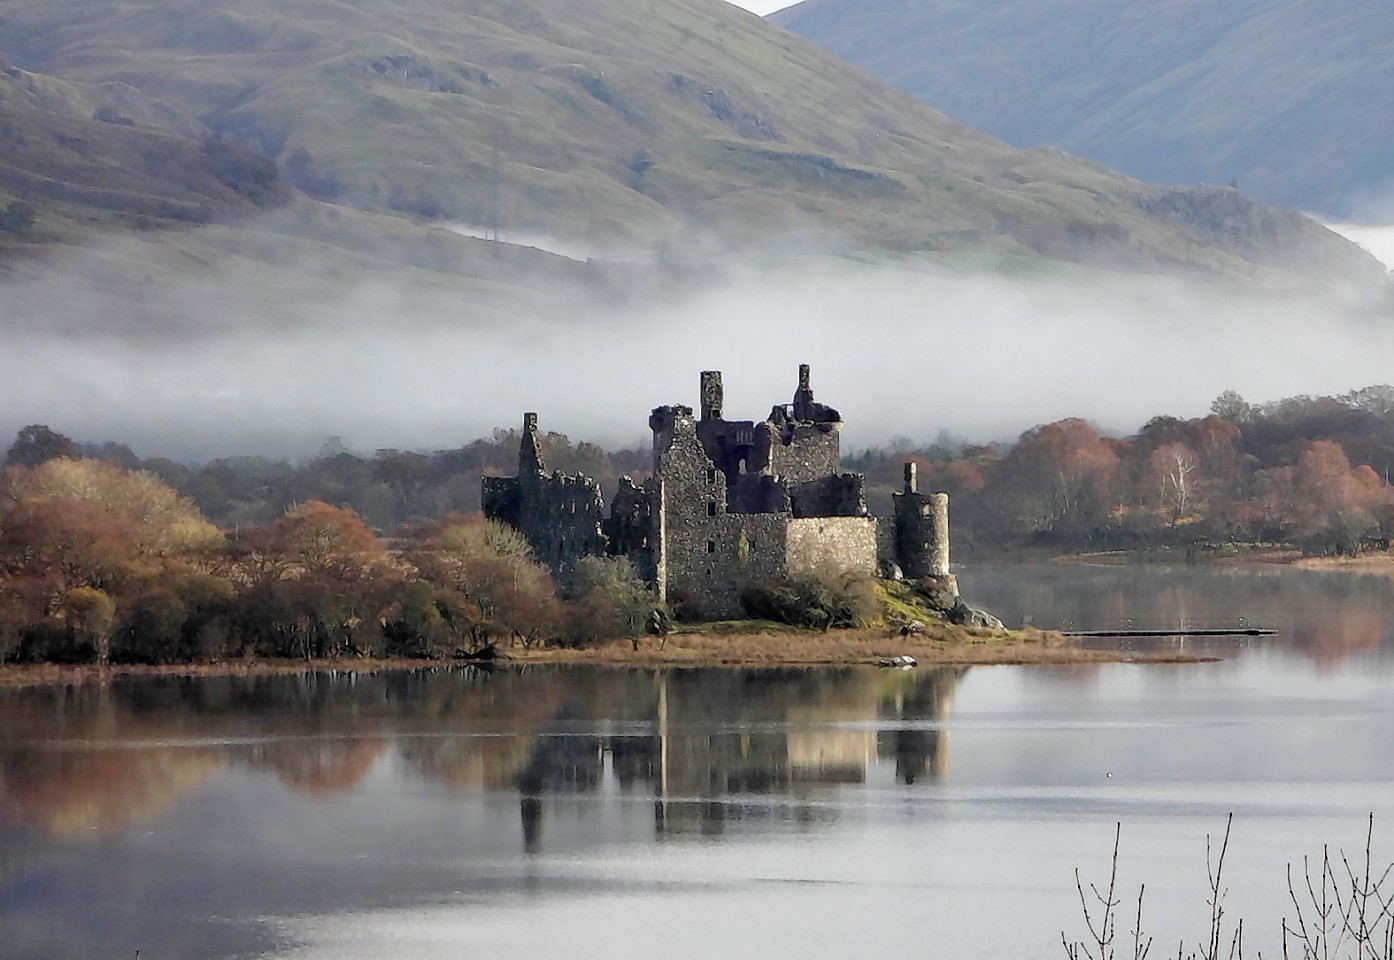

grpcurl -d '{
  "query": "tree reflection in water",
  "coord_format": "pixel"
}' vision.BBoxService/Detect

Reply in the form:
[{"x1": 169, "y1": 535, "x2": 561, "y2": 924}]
[{"x1": 0, "y1": 665, "x2": 967, "y2": 845}]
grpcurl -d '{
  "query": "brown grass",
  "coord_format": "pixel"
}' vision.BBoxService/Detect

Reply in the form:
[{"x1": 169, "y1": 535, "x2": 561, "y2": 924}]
[
  {"x1": 513, "y1": 624, "x2": 1215, "y2": 667},
  {"x1": 0, "y1": 626, "x2": 1213, "y2": 687}
]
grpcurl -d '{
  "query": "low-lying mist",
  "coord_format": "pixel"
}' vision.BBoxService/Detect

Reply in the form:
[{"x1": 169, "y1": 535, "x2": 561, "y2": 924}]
[{"x1": 2, "y1": 217, "x2": 1391, "y2": 462}]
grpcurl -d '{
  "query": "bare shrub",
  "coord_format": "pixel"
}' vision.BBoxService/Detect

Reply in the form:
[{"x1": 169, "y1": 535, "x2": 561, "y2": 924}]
[
  {"x1": 1064, "y1": 816, "x2": 1393, "y2": 960},
  {"x1": 740, "y1": 566, "x2": 878, "y2": 630},
  {"x1": 560, "y1": 556, "x2": 652, "y2": 648}
]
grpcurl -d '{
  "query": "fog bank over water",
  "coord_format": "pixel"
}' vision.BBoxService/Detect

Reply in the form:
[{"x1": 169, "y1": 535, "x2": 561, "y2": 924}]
[{"x1": 1, "y1": 226, "x2": 1391, "y2": 461}]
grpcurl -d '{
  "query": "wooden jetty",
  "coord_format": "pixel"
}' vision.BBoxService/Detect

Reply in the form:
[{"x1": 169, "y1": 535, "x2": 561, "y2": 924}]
[{"x1": 1061, "y1": 627, "x2": 1278, "y2": 638}]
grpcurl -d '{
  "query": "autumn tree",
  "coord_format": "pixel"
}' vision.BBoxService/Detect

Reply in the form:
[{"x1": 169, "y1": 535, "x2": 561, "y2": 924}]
[
  {"x1": 404, "y1": 517, "x2": 560, "y2": 651},
  {"x1": 111, "y1": 563, "x2": 238, "y2": 663},
  {"x1": 1209, "y1": 390, "x2": 1252, "y2": 424},
  {"x1": 226, "y1": 501, "x2": 393, "y2": 659},
  {"x1": 0, "y1": 498, "x2": 138, "y2": 662},
  {"x1": 5, "y1": 425, "x2": 79, "y2": 468},
  {"x1": 561, "y1": 556, "x2": 652, "y2": 647},
  {"x1": 0, "y1": 498, "x2": 138, "y2": 594},
  {"x1": 1287, "y1": 440, "x2": 1391, "y2": 554},
  {"x1": 61, "y1": 586, "x2": 116, "y2": 666},
  {"x1": 8, "y1": 458, "x2": 221, "y2": 555},
  {"x1": 978, "y1": 419, "x2": 1119, "y2": 544}
]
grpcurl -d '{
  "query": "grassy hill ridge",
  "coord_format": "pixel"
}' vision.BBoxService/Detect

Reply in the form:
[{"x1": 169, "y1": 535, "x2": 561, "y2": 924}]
[
  {"x1": 772, "y1": 0, "x2": 1394, "y2": 221},
  {"x1": 0, "y1": 0, "x2": 1386, "y2": 285}
]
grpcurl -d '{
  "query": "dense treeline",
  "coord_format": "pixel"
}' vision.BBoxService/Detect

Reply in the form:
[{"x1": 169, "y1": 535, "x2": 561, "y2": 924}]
[
  {"x1": 28, "y1": 385, "x2": 1394, "y2": 557},
  {"x1": 69, "y1": 428, "x2": 649, "y2": 531},
  {"x1": 5, "y1": 383, "x2": 1394, "y2": 665},
  {"x1": 0, "y1": 448, "x2": 651, "y2": 666},
  {"x1": 849, "y1": 385, "x2": 1394, "y2": 556}
]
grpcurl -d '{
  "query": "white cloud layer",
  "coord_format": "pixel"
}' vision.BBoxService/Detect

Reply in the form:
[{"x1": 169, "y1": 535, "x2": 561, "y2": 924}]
[{"x1": 2, "y1": 218, "x2": 1391, "y2": 461}]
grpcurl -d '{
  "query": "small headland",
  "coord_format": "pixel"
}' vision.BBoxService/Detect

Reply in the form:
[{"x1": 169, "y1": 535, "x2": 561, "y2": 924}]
[{"x1": 0, "y1": 622, "x2": 1214, "y2": 688}]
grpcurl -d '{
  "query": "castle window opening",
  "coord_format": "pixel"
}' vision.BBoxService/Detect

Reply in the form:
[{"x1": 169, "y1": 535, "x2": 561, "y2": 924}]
[
  {"x1": 707, "y1": 540, "x2": 716, "y2": 554},
  {"x1": 707, "y1": 501, "x2": 717, "y2": 517},
  {"x1": 707, "y1": 468, "x2": 717, "y2": 484}
]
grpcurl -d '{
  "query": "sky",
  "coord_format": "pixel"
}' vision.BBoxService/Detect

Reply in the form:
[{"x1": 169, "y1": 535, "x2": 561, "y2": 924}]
[
  {"x1": 729, "y1": 0, "x2": 789, "y2": 15},
  {"x1": 1329, "y1": 223, "x2": 1394, "y2": 272}
]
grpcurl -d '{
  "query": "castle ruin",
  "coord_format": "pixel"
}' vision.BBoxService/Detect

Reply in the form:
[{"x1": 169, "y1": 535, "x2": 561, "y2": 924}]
[{"x1": 483, "y1": 366, "x2": 950, "y2": 618}]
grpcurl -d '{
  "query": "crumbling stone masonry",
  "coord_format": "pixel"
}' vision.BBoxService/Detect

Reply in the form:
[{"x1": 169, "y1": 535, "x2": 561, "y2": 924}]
[
  {"x1": 484, "y1": 367, "x2": 951, "y2": 618},
  {"x1": 893, "y1": 462, "x2": 950, "y2": 579}
]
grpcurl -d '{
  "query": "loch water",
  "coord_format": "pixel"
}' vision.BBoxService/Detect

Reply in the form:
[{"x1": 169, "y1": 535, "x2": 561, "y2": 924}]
[{"x1": 4, "y1": 562, "x2": 1394, "y2": 960}]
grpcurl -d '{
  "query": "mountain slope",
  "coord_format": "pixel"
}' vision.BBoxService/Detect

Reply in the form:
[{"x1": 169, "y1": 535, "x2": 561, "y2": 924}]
[
  {"x1": 772, "y1": 0, "x2": 1394, "y2": 220},
  {"x1": 0, "y1": 63, "x2": 287, "y2": 243},
  {"x1": 0, "y1": 0, "x2": 1384, "y2": 283}
]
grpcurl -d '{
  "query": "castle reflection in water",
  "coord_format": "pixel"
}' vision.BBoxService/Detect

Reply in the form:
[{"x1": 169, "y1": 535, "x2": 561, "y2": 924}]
[{"x1": 0, "y1": 666, "x2": 964, "y2": 846}]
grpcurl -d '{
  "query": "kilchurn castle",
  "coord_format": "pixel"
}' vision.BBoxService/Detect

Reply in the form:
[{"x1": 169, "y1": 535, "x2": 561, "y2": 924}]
[{"x1": 484, "y1": 366, "x2": 951, "y2": 617}]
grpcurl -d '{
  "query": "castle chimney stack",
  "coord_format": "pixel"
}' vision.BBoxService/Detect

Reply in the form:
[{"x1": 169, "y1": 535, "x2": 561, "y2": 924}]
[
  {"x1": 699, "y1": 371, "x2": 723, "y2": 421},
  {"x1": 798, "y1": 363, "x2": 811, "y2": 392},
  {"x1": 904, "y1": 461, "x2": 918, "y2": 494},
  {"x1": 520, "y1": 412, "x2": 544, "y2": 477}
]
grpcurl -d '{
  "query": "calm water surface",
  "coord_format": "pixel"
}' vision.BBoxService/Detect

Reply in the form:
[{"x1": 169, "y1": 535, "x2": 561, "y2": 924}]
[{"x1": 5, "y1": 563, "x2": 1394, "y2": 960}]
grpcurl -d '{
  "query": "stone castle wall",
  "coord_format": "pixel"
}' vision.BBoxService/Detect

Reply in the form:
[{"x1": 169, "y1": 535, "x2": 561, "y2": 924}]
[
  {"x1": 519, "y1": 471, "x2": 607, "y2": 583},
  {"x1": 486, "y1": 367, "x2": 952, "y2": 617},
  {"x1": 789, "y1": 473, "x2": 867, "y2": 518},
  {"x1": 604, "y1": 476, "x2": 655, "y2": 582},
  {"x1": 892, "y1": 462, "x2": 949, "y2": 579},
  {"x1": 785, "y1": 517, "x2": 879, "y2": 578},
  {"x1": 483, "y1": 414, "x2": 608, "y2": 584},
  {"x1": 653, "y1": 414, "x2": 790, "y2": 618}
]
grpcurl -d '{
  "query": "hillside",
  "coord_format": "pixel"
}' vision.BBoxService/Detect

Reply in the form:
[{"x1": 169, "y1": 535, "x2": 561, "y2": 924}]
[
  {"x1": 772, "y1": 0, "x2": 1394, "y2": 221},
  {"x1": 0, "y1": 0, "x2": 1385, "y2": 284},
  {"x1": 0, "y1": 63, "x2": 289, "y2": 246}
]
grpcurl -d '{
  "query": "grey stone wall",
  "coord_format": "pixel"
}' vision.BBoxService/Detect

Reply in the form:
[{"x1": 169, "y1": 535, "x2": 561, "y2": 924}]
[
  {"x1": 483, "y1": 414, "x2": 608, "y2": 584},
  {"x1": 789, "y1": 473, "x2": 868, "y2": 518},
  {"x1": 785, "y1": 517, "x2": 879, "y2": 577},
  {"x1": 695, "y1": 366, "x2": 843, "y2": 488},
  {"x1": 605, "y1": 476, "x2": 655, "y2": 581},
  {"x1": 648, "y1": 404, "x2": 693, "y2": 472},
  {"x1": 520, "y1": 472, "x2": 608, "y2": 582},
  {"x1": 653, "y1": 413, "x2": 789, "y2": 618},
  {"x1": 487, "y1": 371, "x2": 953, "y2": 622},
  {"x1": 728, "y1": 473, "x2": 789, "y2": 514},
  {"x1": 699, "y1": 370, "x2": 724, "y2": 420},
  {"x1": 762, "y1": 421, "x2": 842, "y2": 483},
  {"x1": 481, "y1": 476, "x2": 520, "y2": 527},
  {"x1": 892, "y1": 463, "x2": 949, "y2": 579},
  {"x1": 875, "y1": 516, "x2": 898, "y2": 566}
]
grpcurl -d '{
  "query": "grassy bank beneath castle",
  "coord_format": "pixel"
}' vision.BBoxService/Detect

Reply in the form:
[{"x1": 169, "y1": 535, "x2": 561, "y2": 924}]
[
  {"x1": 0, "y1": 622, "x2": 1210, "y2": 687},
  {"x1": 503, "y1": 621, "x2": 1212, "y2": 667}
]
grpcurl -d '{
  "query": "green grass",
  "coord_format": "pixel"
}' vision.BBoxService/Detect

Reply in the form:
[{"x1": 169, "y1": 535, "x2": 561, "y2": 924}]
[{"x1": 869, "y1": 579, "x2": 946, "y2": 628}]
